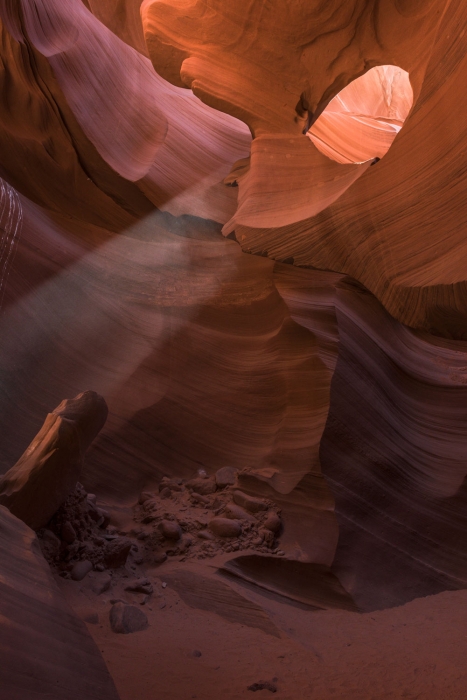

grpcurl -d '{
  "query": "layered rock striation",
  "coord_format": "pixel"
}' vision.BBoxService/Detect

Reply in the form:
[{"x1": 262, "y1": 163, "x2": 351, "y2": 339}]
[{"x1": 1, "y1": 0, "x2": 467, "y2": 621}]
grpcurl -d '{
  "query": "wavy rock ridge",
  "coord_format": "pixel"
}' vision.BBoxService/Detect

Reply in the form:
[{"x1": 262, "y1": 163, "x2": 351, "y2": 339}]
[{"x1": 0, "y1": 0, "x2": 467, "y2": 660}]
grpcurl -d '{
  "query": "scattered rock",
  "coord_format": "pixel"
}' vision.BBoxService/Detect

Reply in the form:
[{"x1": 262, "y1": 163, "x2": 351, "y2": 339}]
[
  {"x1": 61, "y1": 521, "x2": 77, "y2": 544},
  {"x1": 209, "y1": 518, "x2": 242, "y2": 538},
  {"x1": 153, "y1": 551, "x2": 167, "y2": 564},
  {"x1": 159, "y1": 519, "x2": 182, "y2": 540},
  {"x1": 159, "y1": 477, "x2": 183, "y2": 492},
  {"x1": 194, "y1": 515, "x2": 209, "y2": 528},
  {"x1": 247, "y1": 681, "x2": 277, "y2": 693},
  {"x1": 71, "y1": 560, "x2": 93, "y2": 581},
  {"x1": 186, "y1": 478, "x2": 217, "y2": 496},
  {"x1": 143, "y1": 498, "x2": 158, "y2": 511},
  {"x1": 233, "y1": 490, "x2": 268, "y2": 513},
  {"x1": 179, "y1": 534, "x2": 194, "y2": 552},
  {"x1": 124, "y1": 578, "x2": 153, "y2": 595},
  {"x1": 263, "y1": 512, "x2": 281, "y2": 533},
  {"x1": 224, "y1": 504, "x2": 257, "y2": 522},
  {"x1": 192, "y1": 650, "x2": 202, "y2": 658},
  {"x1": 92, "y1": 574, "x2": 112, "y2": 595},
  {"x1": 142, "y1": 514, "x2": 157, "y2": 524},
  {"x1": 109, "y1": 603, "x2": 148, "y2": 634},
  {"x1": 191, "y1": 492, "x2": 210, "y2": 506},
  {"x1": 197, "y1": 530, "x2": 215, "y2": 541},
  {"x1": 103, "y1": 538, "x2": 132, "y2": 569},
  {"x1": 159, "y1": 487, "x2": 172, "y2": 499},
  {"x1": 215, "y1": 467, "x2": 238, "y2": 488}
]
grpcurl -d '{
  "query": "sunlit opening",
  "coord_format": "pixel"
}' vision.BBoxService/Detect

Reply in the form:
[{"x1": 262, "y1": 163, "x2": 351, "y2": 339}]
[{"x1": 307, "y1": 65, "x2": 413, "y2": 164}]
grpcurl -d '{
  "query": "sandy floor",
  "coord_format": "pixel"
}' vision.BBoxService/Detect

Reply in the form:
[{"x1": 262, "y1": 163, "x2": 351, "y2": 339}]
[{"x1": 58, "y1": 556, "x2": 467, "y2": 700}]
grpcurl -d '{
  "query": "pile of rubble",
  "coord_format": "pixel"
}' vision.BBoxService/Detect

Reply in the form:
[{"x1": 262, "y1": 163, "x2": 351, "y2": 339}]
[
  {"x1": 37, "y1": 467, "x2": 284, "y2": 580},
  {"x1": 131, "y1": 467, "x2": 284, "y2": 565},
  {"x1": 38, "y1": 482, "x2": 138, "y2": 580}
]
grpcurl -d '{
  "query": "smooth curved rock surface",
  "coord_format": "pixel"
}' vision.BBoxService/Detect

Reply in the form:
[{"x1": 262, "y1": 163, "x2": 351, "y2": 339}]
[
  {"x1": 0, "y1": 505, "x2": 120, "y2": 700},
  {"x1": 0, "y1": 0, "x2": 251, "y2": 225},
  {"x1": 228, "y1": 3, "x2": 467, "y2": 334},
  {"x1": 1, "y1": 0, "x2": 466, "y2": 336},
  {"x1": 141, "y1": 0, "x2": 467, "y2": 337},
  {"x1": 142, "y1": 0, "x2": 442, "y2": 136},
  {"x1": 1, "y1": 0, "x2": 467, "y2": 636},
  {"x1": 320, "y1": 278, "x2": 467, "y2": 610},
  {"x1": 0, "y1": 187, "x2": 336, "y2": 571}
]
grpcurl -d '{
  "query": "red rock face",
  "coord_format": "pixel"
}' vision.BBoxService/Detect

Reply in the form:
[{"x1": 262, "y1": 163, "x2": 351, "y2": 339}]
[
  {"x1": 321, "y1": 279, "x2": 467, "y2": 610},
  {"x1": 0, "y1": 505, "x2": 120, "y2": 700},
  {"x1": 1, "y1": 0, "x2": 467, "y2": 643}
]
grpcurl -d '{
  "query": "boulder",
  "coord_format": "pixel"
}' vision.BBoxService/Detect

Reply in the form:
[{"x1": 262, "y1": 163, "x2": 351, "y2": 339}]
[
  {"x1": 61, "y1": 521, "x2": 77, "y2": 544},
  {"x1": 159, "y1": 519, "x2": 182, "y2": 540},
  {"x1": 215, "y1": 467, "x2": 238, "y2": 488},
  {"x1": 71, "y1": 560, "x2": 93, "y2": 581},
  {"x1": 153, "y1": 551, "x2": 168, "y2": 564},
  {"x1": 0, "y1": 391, "x2": 108, "y2": 530},
  {"x1": 224, "y1": 503, "x2": 257, "y2": 522},
  {"x1": 186, "y1": 477, "x2": 217, "y2": 495},
  {"x1": 109, "y1": 602, "x2": 148, "y2": 634},
  {"x1": 124, "y1": 578, "x2": 153, "y2": 595},
  {"x1": 159, "y1": 477, "x2": 183, "y2": 492},
  {"x1": 263, "y1": 512, "x2": 282, "y2": 533},
  {"x1": 191, "y1": 492, "x2": 210, "y2": 505},
  {"x1": 233, "y1": 490, "x2": 268, "y2": 513},
  {"x1": 209, "y1": 517, "x2": 242, "y2": 538},
  {"x1": 103, "y1": 537, "x2": 132, "y2": 569}
]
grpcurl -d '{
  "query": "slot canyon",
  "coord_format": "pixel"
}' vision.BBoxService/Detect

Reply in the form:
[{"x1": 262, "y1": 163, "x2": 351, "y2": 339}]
[{"x1": 2, "y1": 1, "x2": 467, "y2": 698}]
